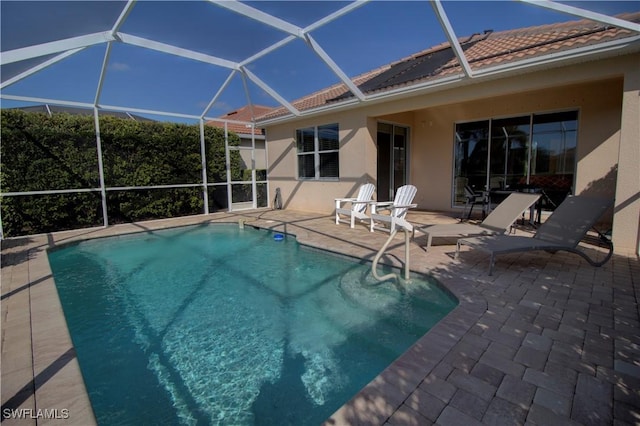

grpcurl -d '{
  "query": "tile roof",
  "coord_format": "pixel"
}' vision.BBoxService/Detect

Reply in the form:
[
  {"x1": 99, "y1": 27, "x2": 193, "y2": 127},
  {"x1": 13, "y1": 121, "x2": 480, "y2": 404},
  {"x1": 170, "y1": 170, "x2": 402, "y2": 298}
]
[
  {"x1": 206, "y1": 105, "x2": 273, "y2": 136},
  {"x1": 258, "y1": 12, "x2": 640, "y2": 121}
]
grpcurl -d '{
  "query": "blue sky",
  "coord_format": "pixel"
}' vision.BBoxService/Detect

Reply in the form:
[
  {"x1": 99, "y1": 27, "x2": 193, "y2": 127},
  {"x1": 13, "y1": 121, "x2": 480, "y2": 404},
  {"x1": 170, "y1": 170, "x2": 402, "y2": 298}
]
[{"x1": 1, "y1": 1, "x2": 638, "y2": 122}]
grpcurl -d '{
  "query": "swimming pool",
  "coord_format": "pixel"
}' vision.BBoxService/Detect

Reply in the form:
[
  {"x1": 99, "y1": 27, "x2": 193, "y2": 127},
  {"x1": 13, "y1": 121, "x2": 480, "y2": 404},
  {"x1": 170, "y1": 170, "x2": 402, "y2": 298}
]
[{"x1": 48, "y1": 224, "x2": 457, "y2": 425}]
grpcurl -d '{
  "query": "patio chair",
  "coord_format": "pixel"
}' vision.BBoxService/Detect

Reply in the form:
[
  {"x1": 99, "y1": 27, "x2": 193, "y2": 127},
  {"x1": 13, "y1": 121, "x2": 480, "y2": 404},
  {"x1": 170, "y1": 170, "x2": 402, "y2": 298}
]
[
  {"x1": 335, "y1": 183, "x2": 375, "y2": 228},
  {"x1": 456, "y1": 195, "x2": 614, "y2": 275},
  {"x1": 369, "y1": 184, "x2": 417, "y2": 233},
  {"x1": 462, "y1": 184, "x2": 489, "y2": 220},
  {"x1": 415, "y1": 192, "x2": 541, "y2": 252}
]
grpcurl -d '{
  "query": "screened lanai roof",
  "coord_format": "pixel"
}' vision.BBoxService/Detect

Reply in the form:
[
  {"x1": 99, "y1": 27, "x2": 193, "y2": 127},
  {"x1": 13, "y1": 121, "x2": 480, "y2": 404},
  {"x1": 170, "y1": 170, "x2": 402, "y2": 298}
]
[{"x1": 1, "y1": 1, "x2": 639, "y2": 126}]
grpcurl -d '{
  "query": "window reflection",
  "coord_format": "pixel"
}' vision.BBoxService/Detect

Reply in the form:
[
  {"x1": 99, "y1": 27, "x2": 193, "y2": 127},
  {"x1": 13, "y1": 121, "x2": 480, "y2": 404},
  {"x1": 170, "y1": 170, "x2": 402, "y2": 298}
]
[
  {"x1": 453, "y1": 111, "x2": 577, "y2": 209},
  {"x1": 296, "y1": 123, "x2": 340, "y2": 180}
]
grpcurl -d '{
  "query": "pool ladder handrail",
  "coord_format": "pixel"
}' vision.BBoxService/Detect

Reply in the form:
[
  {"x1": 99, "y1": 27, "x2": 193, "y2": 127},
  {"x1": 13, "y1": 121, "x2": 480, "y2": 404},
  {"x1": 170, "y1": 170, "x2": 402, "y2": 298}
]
[{"x1": 371, "y1": 218, "x2": 412, "y2": 282}]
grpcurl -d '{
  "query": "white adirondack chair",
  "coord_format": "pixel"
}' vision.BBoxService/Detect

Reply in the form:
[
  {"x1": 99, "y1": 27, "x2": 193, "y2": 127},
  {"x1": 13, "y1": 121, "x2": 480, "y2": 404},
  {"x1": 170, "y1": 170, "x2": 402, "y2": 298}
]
[
  {"x1": 369, "y1": 185, "x2": 417, "y2": 232},
  {"x1": 335, "y1": 183, "x2": 376, "y2": 228}
]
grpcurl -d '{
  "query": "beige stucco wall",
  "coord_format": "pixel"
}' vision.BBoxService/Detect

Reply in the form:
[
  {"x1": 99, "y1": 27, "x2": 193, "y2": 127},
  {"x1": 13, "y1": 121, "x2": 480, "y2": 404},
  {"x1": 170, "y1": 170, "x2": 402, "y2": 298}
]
[
  {"x1": 266, "y1": 112, "x2": 376, "y2": 212},
  {"x1": 398, "y1": 78, "x2": 624, "y2": 212},
  {"x1": 264, "y1": 53, "x2": 639, "y2": 253},
  {"x1": 613, "y1": 65, "x2": 640, "y2": 254}
]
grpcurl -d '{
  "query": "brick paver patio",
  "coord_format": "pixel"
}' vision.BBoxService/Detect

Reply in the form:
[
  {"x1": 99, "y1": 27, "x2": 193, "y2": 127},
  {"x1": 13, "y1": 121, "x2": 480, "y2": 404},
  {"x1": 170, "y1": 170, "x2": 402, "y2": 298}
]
[{"x1": 2, "y1": 209, "x2": 639, "y2": 425}]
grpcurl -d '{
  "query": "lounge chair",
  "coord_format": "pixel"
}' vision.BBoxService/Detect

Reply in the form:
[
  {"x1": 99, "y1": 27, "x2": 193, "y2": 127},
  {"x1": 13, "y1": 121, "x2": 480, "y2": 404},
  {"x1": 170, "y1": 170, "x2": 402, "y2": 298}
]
[
  {"x1": 335, "y1": 183, "x2": 375, "y2": 228},
  {"x1": 415, "y1": 192, "x2": 541, "y2": 251},
  {"x1": 456, "y1": 195, "x2": 614, "y2": 275},
  {"x1": 369, "y1": 184, "x2": 417, "y2": 232}
]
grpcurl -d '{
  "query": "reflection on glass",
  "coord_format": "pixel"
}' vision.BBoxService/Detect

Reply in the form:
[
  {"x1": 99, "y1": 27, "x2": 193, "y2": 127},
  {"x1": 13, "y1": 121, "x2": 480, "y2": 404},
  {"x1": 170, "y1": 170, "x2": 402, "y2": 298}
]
[
  {"x1": 296, "y1": 123, "x2": 340, "y2": 180},
  {"x1": 489, "y1": 116, "x2": 530, "y2": 189},
  {"x1": 453, "y1": 121, "x2": 489, "y2": 204},
  {"x1": 453, "y1": 111, "x2": 577, "y2": 209},
  {"x1": 297, "y1": 128, "x2": 315, "y2": 152},
  {"x1": 298, "y1": 154, "x2": 315, "y2": 179}
]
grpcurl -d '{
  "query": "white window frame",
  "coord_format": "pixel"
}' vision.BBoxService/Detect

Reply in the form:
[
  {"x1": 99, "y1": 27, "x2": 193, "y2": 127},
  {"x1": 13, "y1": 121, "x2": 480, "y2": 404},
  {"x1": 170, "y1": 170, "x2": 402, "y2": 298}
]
[{"x1": 296, "y1": 123, "x2": 339, "y2": 181}]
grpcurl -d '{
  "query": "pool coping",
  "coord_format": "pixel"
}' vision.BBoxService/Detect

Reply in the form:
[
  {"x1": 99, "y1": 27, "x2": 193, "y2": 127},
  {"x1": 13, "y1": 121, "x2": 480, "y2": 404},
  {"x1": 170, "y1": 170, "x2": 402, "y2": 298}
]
[
  {"x1": 236, "y1": 215, "x2": 486, "y2": 424},
  {"x1": 285, "y1": 225, "x2": 486, "y2": 423},
  {"x1": 2, "y1": 217, "x2": 222, "y2": 425},
  {"x1": 3, "y1": 209, "x2": 637, "y2": 425},
  {"x1": 3, "y1": 211, "x2": 477, "y2": 425},
  {"x1": 322, "y1": 275, "x2": 485, "y2": 425}
]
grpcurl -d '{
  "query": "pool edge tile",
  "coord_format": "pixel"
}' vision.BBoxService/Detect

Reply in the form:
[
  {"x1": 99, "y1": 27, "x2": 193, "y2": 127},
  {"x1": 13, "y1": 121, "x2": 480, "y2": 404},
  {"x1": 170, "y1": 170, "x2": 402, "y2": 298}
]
[{"x1": 30, "y1": 242, "x2": 97, "y2": 426}]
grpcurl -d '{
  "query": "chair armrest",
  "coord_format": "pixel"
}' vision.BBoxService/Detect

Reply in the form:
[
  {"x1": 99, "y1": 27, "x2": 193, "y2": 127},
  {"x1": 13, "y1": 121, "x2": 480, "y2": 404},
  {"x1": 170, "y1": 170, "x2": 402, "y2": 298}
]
[
  {"x1": 377, "y1": 204, "x2": 417, "y2": 213},
  {"x1": 369, "y1": 201, "x2": 393, "y2": 213},
  {"x1": 371, "y1": 202, "x2": 417, "y2": 215},
  {"x1": 370, "y1": 201, "x2": 394, "y2": 208},
  {"x1": 389, "y1": 204, "x2": 417, "y2": 209},
  {"x1": 335, "y1": 198, "x2": 373, "y2": 211}
]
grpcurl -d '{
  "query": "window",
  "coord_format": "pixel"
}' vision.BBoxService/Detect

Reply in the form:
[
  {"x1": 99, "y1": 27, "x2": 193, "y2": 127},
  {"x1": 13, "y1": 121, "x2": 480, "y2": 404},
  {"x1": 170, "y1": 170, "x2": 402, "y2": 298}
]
[
  {"x1": 531, "y1": 111, "x2": 577, "y2": 177},
  {"x1": 453, "y1": 111, "x2": 577, "y2": 209},
  {"x1": 296, "y1": 123, "x2": 339, "y2": 180}
]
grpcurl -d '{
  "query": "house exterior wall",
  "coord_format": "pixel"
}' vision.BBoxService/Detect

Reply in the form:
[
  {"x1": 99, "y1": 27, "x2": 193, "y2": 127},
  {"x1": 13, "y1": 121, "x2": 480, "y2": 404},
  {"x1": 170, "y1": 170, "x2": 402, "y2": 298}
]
[
  {"x1": 613, "y1": 64, "x2": 640, "y2": 254},
  {"x1": 265, "y1": 112, "x2": 376, "y2": 212},
  {"x1": 264, "y1": 53, "x2": 639, "y2": 253},
  {"x1": 393, "y1": 78, "x2": 624, "y2": 212}
]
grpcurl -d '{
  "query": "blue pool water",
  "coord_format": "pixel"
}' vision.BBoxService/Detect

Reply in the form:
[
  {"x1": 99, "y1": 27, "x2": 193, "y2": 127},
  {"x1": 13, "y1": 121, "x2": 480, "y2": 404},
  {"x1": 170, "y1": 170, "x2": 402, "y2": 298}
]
[{"x1": 48, "y1": 224, "x2": 457, "y2": 425}]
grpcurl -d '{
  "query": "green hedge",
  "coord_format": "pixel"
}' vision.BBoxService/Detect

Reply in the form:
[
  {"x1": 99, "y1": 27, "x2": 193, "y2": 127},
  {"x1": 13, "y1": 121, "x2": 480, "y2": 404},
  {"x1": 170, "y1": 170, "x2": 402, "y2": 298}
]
[{"x1": 1, "y1": 110, "x2": 243, "y2": 237}]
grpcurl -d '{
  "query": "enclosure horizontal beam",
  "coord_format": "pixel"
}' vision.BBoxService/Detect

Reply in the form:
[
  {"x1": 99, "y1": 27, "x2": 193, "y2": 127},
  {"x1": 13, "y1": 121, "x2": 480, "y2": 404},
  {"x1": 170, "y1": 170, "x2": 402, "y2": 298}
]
[
  {"x1": 106, "y1": 184, "x2": 203, "y2": 191},
  {"x1": 1, "y1": 32, "x2": 114, "y2": 64},
  {"x1": 117, "y1": 33, "x2": 239, "y2": 69},
  {"x1": 97, "y1": 103, "x2": 202, "y2": 120},
  {"x1": 0, "y1": 48, "x2": 85, "y2": 90},
  {"x1": 211, "y1": 0, "x2": 302, "y2": 36},
  {"x1": 1, "y1": 93, "x2": 257, "y2": 127},
  {"x1": 0, "y1": 183, "x2": 237, "y2": 198},
  {"x1": 1, "y1": 94, "x2": 94, "y2": 108},
  {"x1": 0, "y1": 188, "x2": 101, "y2": 197}
]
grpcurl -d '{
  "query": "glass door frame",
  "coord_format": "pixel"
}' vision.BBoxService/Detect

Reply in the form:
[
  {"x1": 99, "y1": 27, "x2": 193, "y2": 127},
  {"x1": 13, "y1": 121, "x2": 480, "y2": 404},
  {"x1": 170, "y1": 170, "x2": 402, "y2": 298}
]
[
  {"x1": 377, "y1": 121, "x2": 410, "y2": 202},
  {"x1": 452, "y1": 110, "x2": 578, "y2": 210}
]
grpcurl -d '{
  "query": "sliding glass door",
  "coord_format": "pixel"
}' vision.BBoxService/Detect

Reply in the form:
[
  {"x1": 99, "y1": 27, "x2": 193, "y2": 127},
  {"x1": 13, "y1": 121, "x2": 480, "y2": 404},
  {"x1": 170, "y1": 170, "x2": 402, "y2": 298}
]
[
  {"x1": 377, "y1": 123, "x2": 408, "y2": 202},
  {"x1": 489, "y1": 116, "x2": 530, "y2": 191},
  {"x1": 453, "y1": 111, "x2": 577, "y2": 209},
  {"x1": 453, "y1": 121, "x2": 489, "y2": 204}
]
